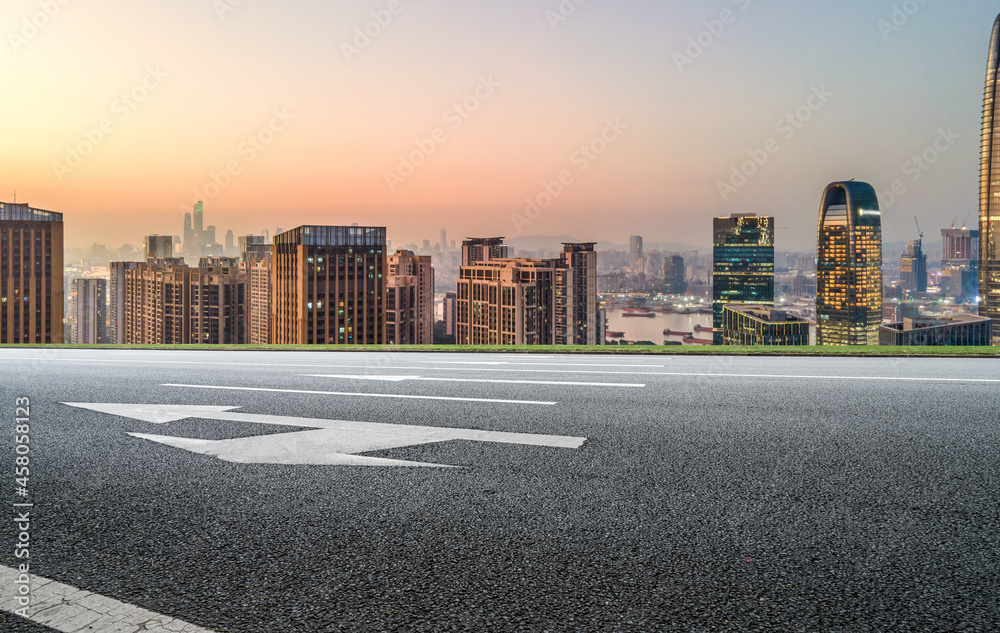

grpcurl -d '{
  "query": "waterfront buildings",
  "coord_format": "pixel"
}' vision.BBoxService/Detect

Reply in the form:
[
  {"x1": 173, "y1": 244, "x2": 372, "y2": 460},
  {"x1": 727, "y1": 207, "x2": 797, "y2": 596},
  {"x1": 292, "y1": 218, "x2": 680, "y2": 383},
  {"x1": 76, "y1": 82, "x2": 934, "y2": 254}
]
[
  {"x1": 981, "y1": 12, "x2": 1000, "y2": 343},
  {"x1": 720, "y1": 304, "x2": 809, "y2": 346},
  {"x1": 816, "y1": 181, "x2": 883, "y2": 346},
  {"x1": 879, "y1": 315, "x2": 992, "y2": 346},
  {"x1": 272, "y1": 225, "x2": 387, "y2": 345},
  {"x1": 712, "y1": 214, "x2": 775, "y2": 344},
  {"x1": 0, "y1": 202, "x2": 63, "y2": 344},
  {"x1": 456, "y1": 240, "x2": 597, "y2": 346},
  {"x1": 662, "y1": 255, "x2": 687, "y2": 295},
  {"x1": 387, "y1": 250, "x2": 434, "y2": 345},
  {"x1": 68, "y1": 278, "x2": 107, "y2": 344}
]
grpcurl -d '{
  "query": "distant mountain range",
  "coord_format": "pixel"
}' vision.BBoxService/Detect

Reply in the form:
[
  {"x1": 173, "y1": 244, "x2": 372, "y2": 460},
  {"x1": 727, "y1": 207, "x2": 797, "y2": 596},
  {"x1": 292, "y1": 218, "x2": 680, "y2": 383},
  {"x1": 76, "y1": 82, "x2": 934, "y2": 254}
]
[{"x1": 507, "y1": 235, "x2": 709, "y2": 254}]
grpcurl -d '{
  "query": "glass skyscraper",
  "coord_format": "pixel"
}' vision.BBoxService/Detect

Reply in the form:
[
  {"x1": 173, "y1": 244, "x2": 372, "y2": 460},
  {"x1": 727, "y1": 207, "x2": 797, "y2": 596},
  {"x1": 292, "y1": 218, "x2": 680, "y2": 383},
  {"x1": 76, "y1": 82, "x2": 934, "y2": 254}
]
[
  {"x1": 712, "y1": 214, "x2": 774, "y2": 344},
  {"x1": 980, "y1": 12, "x2": 1000, "y2": 344},
  {"x1": 816, "y1": 181, "x2": 883, "y2": 346}
]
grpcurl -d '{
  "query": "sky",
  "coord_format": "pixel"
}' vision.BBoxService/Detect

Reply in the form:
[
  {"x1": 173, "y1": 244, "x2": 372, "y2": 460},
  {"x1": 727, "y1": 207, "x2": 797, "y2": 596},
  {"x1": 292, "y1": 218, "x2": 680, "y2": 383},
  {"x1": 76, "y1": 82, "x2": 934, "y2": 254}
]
[{"x1": 0, "y1": 0, "x2": 995, "y2": 251}]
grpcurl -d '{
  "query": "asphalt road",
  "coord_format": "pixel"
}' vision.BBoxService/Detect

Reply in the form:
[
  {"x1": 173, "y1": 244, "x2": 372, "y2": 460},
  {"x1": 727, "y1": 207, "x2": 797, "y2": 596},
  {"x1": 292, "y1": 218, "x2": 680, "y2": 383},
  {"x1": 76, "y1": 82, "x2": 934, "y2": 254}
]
[{"x1": 1, "y1": 349, "x2": 998, "y2": 632}]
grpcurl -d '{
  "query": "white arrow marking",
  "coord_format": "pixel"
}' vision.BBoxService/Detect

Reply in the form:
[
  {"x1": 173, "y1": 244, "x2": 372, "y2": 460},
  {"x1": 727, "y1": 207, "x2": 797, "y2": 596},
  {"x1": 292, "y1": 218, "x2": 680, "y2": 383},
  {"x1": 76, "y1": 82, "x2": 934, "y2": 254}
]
[
  {"x1": 301, "y1": 374, "x2": 646, "y2": 388},
  {"x1": 62, "y1": 403, "x2": 587, "y2": 468},
  {"x1": 161, "y1": 384, "x2": 557, "y2": 405}
]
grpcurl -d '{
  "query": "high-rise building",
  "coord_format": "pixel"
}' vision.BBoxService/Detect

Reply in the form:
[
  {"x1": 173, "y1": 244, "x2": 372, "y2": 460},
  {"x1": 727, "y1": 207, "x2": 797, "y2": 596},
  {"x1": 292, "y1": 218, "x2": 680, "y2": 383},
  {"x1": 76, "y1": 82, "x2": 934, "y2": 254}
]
[
  {"x1": 816, "y1": 181, "x2": 883, "y2": 346},
  {"x1": 440, "y1": 229, "x2": 447, "y2": 252},
  {"x1": 443, "y1": 291, "x2": 458, "y2": 337},
  {"x1": 125, "y1": 258, "x2": 245, "y2": 344},
  {"x1": 662, "y1": 255, "x2": 687, "y2": 294},
  {"x1": 109, "y1": 261, "x2": 140, "y2": 344},
  {"x1": 557, "y1": 243, "x2": 598, "y2": 345},
  {"x1": 462, "y1": 237, "x2": 509, "y2": 265},
  {"x1": 144, "y1": 235, "x2": 173, "y2": 261},
  {"x1": 247, "y1": 255, "x2": 272, "y2": 344},
  {"x1": 712, "y1": 214, "x2": 775, "y2": 344},
  {"x1": 629, "y1": 235, "x2": 643, "y2": 266},
  {"x1": 0, "y1": 202, "x2": 64, "y2": 344},
  {"x1": 456, "y1": 240, "x2": 597, "y2": 346},
  {"x1": 183, "y1": 213, "x2": 194, "y2": 255},
  {"x1": 900, "y1": 239, "x2": 927, "y2": 293},
  {"x1": 238, "y1": 235, "x2": 272, "y2": 263},
  {"x1": 387, "y1": 250, "x2": 434, "y2": 345},
  {"x1": 981, "y1": 13, "x2": 1000, "y2": 342},
  {"x1": 193, "y1": 201, "x2": 204, "y2": 235},
  {"x1": 272, "y1": 225, "x2": 387, "y2": 345},
  {"x1": 225, "y1": 230, "x2": 235, "y2": 256},
  {"x1": 941, "y1": 227, "x2": 980, "y2": 301},
  {"x1": 68, "y1": 278, "x2": 107, "y2": 344}
]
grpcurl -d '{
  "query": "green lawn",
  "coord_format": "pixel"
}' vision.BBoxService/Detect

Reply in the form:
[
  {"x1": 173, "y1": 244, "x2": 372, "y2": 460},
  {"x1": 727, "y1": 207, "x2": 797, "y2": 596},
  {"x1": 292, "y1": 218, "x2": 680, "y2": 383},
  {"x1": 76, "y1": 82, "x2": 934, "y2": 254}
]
[{"x1": 0, "y1": 343, "x2": 998, "y2": 356}]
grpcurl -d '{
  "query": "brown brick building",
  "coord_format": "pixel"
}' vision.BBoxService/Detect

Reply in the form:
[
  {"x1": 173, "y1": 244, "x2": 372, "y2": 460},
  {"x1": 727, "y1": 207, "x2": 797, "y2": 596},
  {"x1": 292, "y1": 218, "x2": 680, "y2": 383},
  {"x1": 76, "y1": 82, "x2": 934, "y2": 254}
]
[{"x1": 0, "y1": 202, "x2": 64, "y2": 344}]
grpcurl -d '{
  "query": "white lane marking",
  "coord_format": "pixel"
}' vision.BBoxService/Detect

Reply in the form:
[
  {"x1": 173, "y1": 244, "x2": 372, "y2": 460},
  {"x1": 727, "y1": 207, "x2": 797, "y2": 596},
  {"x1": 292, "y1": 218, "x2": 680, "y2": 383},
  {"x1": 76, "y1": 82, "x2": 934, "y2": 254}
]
[
  {"x1": 62, "y1": 403, "x2": 587, "y2": 468},
  {"x1": 161, "y1": 384, "x2": 557, "y2": 405},
  {"x1": 0, "y1": 565, "x2": 212, "y2": 632},
  {"x1": 3, "y1": 356, "x2": 999, "y2": 383},
  {"x1": 300, "y1": 374, "x2": 646, "y2": 388},
  {"x1": 415, "y1": 360, "x2": 665, "y2": 368}
]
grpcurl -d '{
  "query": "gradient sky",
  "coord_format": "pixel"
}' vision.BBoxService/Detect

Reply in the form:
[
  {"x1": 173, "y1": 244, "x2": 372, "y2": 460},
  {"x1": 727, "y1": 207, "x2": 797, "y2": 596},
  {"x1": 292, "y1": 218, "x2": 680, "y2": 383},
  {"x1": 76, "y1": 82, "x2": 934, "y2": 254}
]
[{"x1": 1, "y1": 0, "x2": 995, "y2": 250}]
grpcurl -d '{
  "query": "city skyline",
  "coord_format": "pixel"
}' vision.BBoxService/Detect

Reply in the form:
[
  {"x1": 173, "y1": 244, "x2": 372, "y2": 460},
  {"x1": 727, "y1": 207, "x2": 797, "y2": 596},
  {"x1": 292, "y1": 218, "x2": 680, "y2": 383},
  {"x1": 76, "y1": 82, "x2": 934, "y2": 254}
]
[{"x1": 1, "y1": 2, "x2": 993, "y2": 251}]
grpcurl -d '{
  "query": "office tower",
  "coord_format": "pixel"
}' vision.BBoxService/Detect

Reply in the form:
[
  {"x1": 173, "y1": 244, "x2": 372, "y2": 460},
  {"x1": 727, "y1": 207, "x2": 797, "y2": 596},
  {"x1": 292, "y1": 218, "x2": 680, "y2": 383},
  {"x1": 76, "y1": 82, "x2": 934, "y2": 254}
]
[
  {"x1": 248, "y1": 255, "x2": 272, "y2": 344},
  {"x1": 272, "y1": 226, "x2": 387, "y2": 345},
  {"x1": 109, "y1": 261, "x2": 140, "y2": 344},
  {"x1": 879, "y1": 315, "x2": 992, "y2": 346},
  {"x1": 239, "y1": 235, "x2": 271, "y2": 263},
  {"x1": 629, "y1": 235, "x2": 644, "y2": 267},
  {"x1": 194, "y1": 201, "x2": 204, "y2": 234},
  {"x1": 225, "y1": 230, "x2": 235, "y2": 256},
  {"x1": 900, "y1": 239, "x2": 927, "y2": 293},
  {"x1": 0, "y1": 202, "x2": 63, "y2": 343},
  {"x1": 387, "y1": 250, "x2": 434, "y2": 345},
  {"x1": 982, "y1": 13, "x2": 1000, "y2": 342},
  {"x1": 456, "y1": 240, "x2": 597, "y2": 346},
  {"x1": 125, "y1": 258, "x2": 245, "y2": 344},
  {"x1": 443, "y1": 291, "x2": 458, "y2": 337},
  {"x1": 557, "y1": 243, "x2": 598, "y2": 345},
  {"x1": 462, "y1": 237, "x2": 509, "y2": 265},
  {"x1": 720, "y1": 305, "x2": 809, "y2": 346},
  {"x1": 662, "y1": 256, "x2": 687, "y2": 294},
  {"x1": 712, "y1": 214, "x2": 775, "y2": 344},
  {"x1": 183, "y1": 213, "x2": 194, "y2": 254},
  {"x1": 440, "y1": 229, "x2": 447, "y2": 251},
  {"x1": 68, "y1": 278, "x2": 107, "y2": 344},
  {"x1": 144, "y1": 235, "x2": 173, "y2": 261},
  {"x1": 816, "y1": 181, "x2": 883, "y2": 346}
]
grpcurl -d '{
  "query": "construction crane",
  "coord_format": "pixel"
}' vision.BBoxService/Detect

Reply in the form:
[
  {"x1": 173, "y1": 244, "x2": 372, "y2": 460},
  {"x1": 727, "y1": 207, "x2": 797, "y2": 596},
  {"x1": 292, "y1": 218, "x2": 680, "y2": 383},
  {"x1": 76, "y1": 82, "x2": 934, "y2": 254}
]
[
  {"x1": 963, "y1": 210, "x2": 973, "y2": 230},
  {"x1": 914, "y1": 216, "x2": 924, "y2": 240}
]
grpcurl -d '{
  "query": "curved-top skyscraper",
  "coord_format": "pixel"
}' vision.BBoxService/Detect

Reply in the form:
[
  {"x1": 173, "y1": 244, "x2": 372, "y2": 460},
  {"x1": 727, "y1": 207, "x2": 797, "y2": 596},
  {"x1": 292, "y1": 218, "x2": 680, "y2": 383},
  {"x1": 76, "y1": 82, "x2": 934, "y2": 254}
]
[
  {"x1": 816, "y1": 181, "x2": 882, "y2": 346},
  {"x1": 980, "y1": 13, "x2": 1000, "y2": 344}
]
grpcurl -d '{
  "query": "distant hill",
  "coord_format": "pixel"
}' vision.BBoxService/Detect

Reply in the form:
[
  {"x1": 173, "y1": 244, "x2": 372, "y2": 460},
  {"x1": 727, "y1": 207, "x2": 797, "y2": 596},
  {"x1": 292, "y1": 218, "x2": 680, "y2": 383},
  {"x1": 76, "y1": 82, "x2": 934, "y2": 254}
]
[{"x1": 507, "y1": 235, "x2": 709, "y2": 253}]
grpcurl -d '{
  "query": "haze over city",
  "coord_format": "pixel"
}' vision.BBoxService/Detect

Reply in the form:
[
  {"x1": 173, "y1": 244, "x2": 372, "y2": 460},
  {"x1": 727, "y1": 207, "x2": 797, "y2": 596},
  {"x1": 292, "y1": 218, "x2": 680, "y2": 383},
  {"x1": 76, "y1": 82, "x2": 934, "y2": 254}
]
[{"x1": 1, "y1": 0, "x2": 992, "y2": 250}]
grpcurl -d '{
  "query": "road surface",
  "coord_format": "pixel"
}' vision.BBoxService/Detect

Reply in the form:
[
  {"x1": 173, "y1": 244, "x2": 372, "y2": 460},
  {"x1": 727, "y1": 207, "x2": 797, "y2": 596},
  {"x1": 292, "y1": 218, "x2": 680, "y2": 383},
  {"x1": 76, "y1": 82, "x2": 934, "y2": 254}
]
[{"x1": 1, "y1": 349, "x2": 997, "y2": 632}]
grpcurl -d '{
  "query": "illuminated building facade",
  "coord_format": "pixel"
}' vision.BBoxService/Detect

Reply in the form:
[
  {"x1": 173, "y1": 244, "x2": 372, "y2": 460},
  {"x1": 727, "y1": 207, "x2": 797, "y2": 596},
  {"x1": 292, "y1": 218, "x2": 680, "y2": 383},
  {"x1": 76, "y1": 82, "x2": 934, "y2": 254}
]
[
  {"x1": 900, "y1": 239, "x2": 927, "y2": 293},
  {"x1": 712, "y1": 214, "x2": 774, "y2": 344},
  {"x1": 816, "y1": 181, "x2": 883, "y2": 346},
  {"x1": 981, "y1": 13, "x2": 1000, "y2": 342},
  {"x1": 721, "y1": 305, "x2": 809, "y2": 346}
]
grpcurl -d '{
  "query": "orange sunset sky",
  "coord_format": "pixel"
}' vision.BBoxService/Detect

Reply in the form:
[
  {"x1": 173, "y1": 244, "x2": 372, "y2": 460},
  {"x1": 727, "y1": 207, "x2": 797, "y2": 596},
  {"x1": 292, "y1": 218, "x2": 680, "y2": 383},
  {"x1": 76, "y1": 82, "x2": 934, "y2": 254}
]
[{"x1": 0, "y1": 1, "x2": 993, "y2": 250}]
